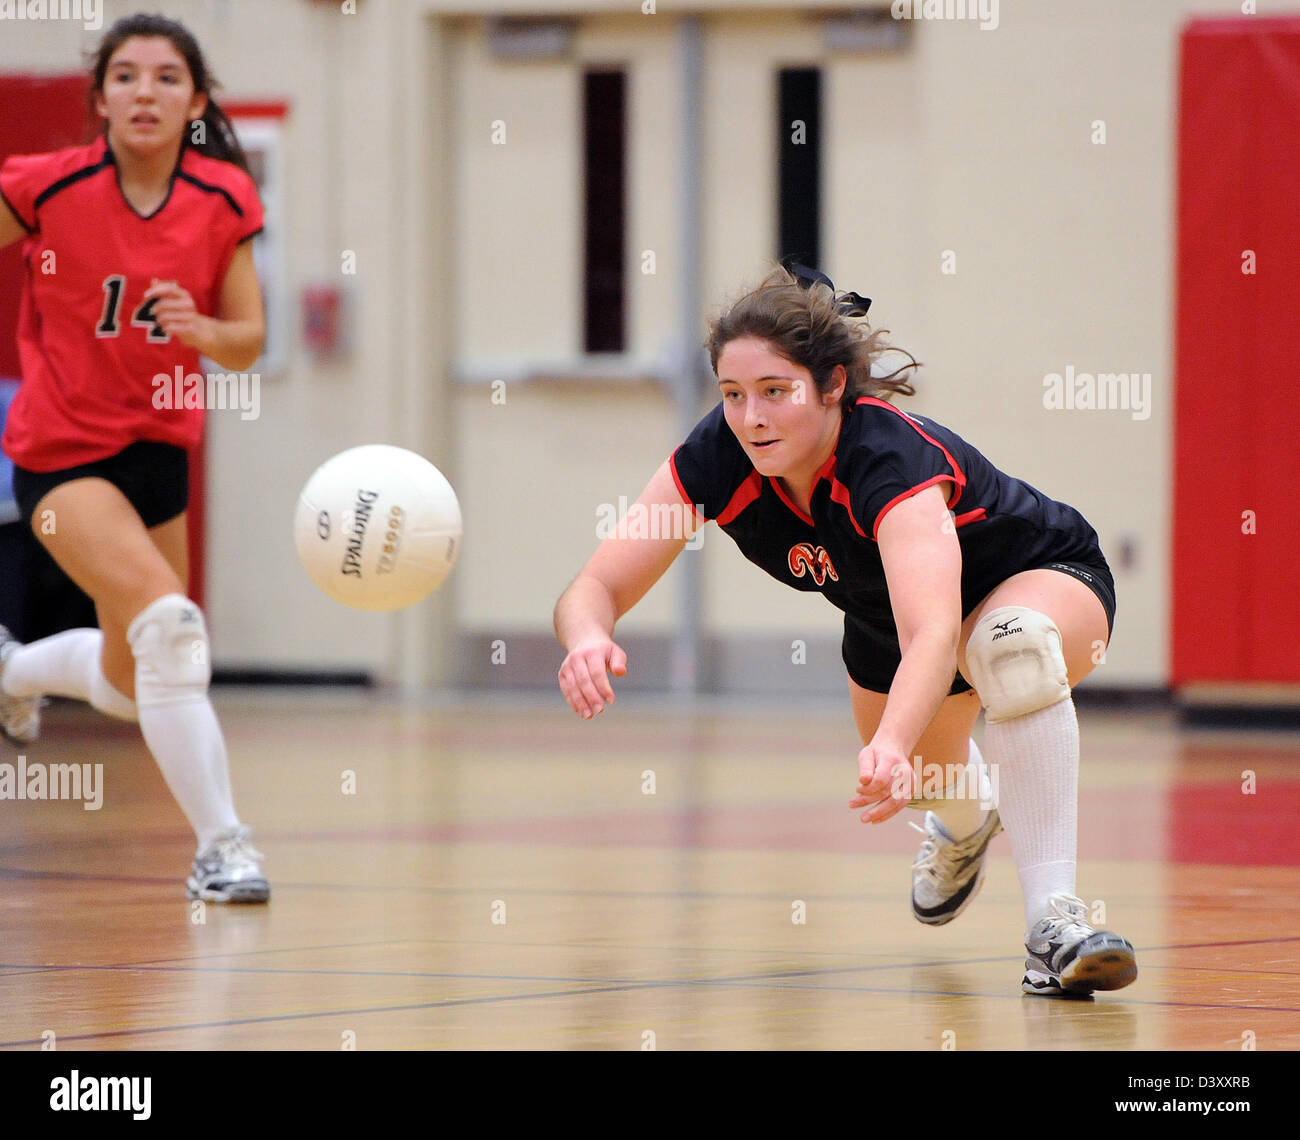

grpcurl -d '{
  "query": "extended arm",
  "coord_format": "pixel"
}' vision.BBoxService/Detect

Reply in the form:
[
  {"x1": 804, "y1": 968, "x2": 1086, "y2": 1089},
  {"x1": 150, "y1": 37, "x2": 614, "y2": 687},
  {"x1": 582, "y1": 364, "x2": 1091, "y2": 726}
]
[
  {"x1": 853, "y1": 482, "x2": 963, "y2": 821},
  {"x1": 555, "y1": 459, "x2": 701, "y2": 718}
]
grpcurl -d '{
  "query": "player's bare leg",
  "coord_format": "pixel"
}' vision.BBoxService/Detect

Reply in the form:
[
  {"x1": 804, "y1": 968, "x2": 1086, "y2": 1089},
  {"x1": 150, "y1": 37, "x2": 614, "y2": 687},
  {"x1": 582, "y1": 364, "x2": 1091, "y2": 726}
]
[
  {"x1": 958, "y1": 568, "x2": 1135, "y2": 996},
  {"x1": 2, "y1": 478, "x2": 266, "y2": 902},
  {"x1": 849, "y1": 680, "x2": 981, "y2": 827},
  {"x1": 850, "y1": 681, "x2": 1004, "y2": 924},
  {"x1": 0, "y1": 477, "x2": 155, "y2": 737}
]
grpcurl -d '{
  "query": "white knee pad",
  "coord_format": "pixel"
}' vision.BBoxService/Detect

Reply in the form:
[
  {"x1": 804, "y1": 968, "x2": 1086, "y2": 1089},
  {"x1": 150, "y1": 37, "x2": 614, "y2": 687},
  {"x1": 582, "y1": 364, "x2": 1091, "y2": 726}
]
[
  {"x1": 965, "y1": 606, "x2": 1070, "y2": 723},
  {"x1": 126, "y1": 594, "x2": 211, "y2": 708}
]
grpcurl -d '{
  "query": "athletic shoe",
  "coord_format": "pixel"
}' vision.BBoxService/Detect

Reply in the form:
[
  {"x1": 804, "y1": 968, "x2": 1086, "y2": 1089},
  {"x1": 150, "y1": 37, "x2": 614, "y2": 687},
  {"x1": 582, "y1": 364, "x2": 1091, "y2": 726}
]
[
  {"x1": 910, "y1": 808, "x2": 1003, "y2": 925},
  {"x1": 1022, "y1": 892, "x2": 1137, "y2": 997},
  {"x1": 187, "y1": 826, "x2": 270, "y2": 904},
  {"x1": 0, "y1": 626, "x2": 41, "y2": 745}
]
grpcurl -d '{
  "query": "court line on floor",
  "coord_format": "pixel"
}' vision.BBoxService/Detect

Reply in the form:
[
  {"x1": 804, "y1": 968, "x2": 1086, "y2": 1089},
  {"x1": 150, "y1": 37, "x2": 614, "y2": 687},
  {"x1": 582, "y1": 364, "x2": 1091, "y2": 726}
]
[
  {"x1": 0, "y1": 956, "x2": 997, "y2": 984},
  {"x1": 3, "y1": 952, "x2": 1297, "y2": 996},
  {"x1": 0, "y1": 862, "x2": 1011, "y2": 904},
  {"x1": 2, "y1": 967, "x2": 1296, "y2": 1050},
  {"x1": 0, "y1": 984, "x2": 673, "y2": 1048},
  {"x1": 2, "y1": 896, "x2": 1294, "y2": 971},
  {"x1": 0, "y1": 864, "x2": 1221, "y2": 911}
]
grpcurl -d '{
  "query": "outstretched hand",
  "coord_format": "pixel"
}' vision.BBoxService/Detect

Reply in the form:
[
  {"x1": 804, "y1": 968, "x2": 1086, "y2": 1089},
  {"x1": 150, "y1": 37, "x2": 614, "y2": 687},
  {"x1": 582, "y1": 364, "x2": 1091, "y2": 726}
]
[
  {"x1": 558, "y1": 638, "x2": 628, "y2": 719},
  {"x1": 849, "y1": 743, "x2": 914, "y2": 824}
]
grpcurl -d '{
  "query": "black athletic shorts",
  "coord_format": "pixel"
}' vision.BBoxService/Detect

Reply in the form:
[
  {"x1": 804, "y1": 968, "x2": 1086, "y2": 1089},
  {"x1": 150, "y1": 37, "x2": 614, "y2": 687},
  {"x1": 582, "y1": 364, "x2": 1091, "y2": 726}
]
[
  {"x1": 842, "y1": 558, "x2": 1117, "y2": 696},
  {"x1": 12, "y1": 440, "x2": 189, "y2": 530}
]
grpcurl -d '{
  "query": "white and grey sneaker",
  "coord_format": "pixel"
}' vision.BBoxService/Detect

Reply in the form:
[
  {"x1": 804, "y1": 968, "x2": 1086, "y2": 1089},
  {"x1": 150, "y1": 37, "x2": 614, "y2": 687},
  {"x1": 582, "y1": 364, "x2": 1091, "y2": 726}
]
[
  {"x1": 1023, "y1": 892, "x2": 1137, "y2": 997},
  {"x1": 187, "y1": 826, "x2": 270, "y2": 904},
  {"x1": 910, "y1": 808, "x2": 1003, "y2": 925},
  {"x1": 0, "y1": 625, "x2": 41, "y2": 745}
]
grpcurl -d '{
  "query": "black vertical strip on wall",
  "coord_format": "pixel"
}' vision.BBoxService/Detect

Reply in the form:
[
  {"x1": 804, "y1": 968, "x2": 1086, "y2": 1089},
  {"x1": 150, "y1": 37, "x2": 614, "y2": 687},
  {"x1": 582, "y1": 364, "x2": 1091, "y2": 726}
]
[
  {"x1": 584, "y1": 70, "x2": 626, "y2": 353},
  {"x1": 778, "y1": 67, "x2": 822, "y2": 271}
]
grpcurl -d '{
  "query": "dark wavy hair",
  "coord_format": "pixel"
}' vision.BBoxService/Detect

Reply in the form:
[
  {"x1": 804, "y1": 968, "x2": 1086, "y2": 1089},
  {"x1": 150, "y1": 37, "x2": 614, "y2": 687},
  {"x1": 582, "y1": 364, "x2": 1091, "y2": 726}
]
[
  {"x1": 706, "y1": 264, "x2": 920, "y2": 411},
  {"x1": 89, "y1": 13, "x2": 249, "y2": 173}
]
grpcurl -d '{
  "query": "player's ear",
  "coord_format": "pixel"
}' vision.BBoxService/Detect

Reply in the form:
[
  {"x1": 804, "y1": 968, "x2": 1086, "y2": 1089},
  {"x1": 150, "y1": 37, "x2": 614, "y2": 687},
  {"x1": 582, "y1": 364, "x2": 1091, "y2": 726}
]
[
  {"x1": 825, "y1": 364, "x2": 847, "y2": 407},
  {"x1": 188, "y1": 91, "x2": 209, "y2": 126}
]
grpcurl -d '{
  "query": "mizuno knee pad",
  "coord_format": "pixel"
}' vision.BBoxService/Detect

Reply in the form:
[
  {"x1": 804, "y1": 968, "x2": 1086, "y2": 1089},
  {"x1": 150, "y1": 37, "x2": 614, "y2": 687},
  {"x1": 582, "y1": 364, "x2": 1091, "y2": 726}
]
[
  {"x1": 965, "y1": 606, "x2": 1070, "y2": 723},
  {"x1": 126, "y1": 593, "x2": 211, "y2": 708}
]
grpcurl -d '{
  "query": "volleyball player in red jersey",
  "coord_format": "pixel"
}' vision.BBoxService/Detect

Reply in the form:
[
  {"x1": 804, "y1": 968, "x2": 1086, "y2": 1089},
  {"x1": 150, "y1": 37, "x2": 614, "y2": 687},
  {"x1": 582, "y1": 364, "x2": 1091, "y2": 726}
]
[
  {"x1": 556, "y1": 265, "x2": 1138, "y2": 996},
  {"x1": 0, "y1": 15, "x2": 269, "y2": 902}
]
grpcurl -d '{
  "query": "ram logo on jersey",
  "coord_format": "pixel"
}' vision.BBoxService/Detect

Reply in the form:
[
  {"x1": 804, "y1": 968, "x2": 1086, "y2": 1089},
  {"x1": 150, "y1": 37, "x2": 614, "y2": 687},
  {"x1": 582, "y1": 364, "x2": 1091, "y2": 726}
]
[{"x1": 788, "y1": 543, "x2": 838, "y2": 586}]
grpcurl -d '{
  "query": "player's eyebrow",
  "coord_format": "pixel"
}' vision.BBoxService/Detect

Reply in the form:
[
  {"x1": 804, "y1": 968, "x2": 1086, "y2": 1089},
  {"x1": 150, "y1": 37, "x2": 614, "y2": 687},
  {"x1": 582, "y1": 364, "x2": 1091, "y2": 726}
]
[
  {"x1": 717, "y1": 375, "x2": 798, "y2": 386},
  {"x1": 109, "y1": 59, "x2": 185, "y2": 71}
]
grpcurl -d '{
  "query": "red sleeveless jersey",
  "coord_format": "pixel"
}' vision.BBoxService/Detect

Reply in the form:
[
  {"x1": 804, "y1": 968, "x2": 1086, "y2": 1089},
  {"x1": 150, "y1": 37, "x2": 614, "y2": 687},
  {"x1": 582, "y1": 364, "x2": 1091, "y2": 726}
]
[{"x1": 0, "y1": 135, "x2": 263, "y2": 471}]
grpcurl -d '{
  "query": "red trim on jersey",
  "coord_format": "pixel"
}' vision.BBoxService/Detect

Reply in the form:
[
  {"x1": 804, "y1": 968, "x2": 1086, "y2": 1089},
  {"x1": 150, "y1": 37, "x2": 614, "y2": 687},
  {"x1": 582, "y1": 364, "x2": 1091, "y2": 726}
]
[
  {"x1": 668, "y1": 452, "x2": 707, "y2": 525},
  {"x1": 768, "y1": 476, "x2": 813, "y2": 525},
  {"x1": 768, "y1": 451, "x2": 840, "y2": 527},
  {"x1": 813, "y1": 451, "x2": 838, "y2": 487},
  {"x1": 716, "y1": 470, "x2": 762, "y2": 525},
  {"x1": 872, "y1": 475, "x2": 956, "y2": 541},
  {"x1": 829, "y1": 477, "x2": 866, "y2": 537},
  {"x1": 856, "y1": 396, "x2": 967, "y2": 510},
  {"x1": 815, "y1": 448, "x2": 877, "y2": 535},
  {"x1": 953, "y1": 507, "x2": 987, "y2": 527}
]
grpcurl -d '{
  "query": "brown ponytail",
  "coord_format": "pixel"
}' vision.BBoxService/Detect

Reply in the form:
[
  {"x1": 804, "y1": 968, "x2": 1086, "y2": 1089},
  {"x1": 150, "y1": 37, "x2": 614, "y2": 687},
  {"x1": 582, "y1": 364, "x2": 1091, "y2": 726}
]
[{"x1": 706, "y1": 264, "x2": 920, "y2": 411}]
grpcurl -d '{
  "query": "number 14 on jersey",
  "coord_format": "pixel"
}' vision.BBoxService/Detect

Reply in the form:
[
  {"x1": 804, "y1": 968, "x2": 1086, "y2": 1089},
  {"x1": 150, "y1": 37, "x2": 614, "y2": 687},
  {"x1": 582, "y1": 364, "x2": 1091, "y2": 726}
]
[{"x1": 96, "y1": 275, "x2": 170, "y2": 343}]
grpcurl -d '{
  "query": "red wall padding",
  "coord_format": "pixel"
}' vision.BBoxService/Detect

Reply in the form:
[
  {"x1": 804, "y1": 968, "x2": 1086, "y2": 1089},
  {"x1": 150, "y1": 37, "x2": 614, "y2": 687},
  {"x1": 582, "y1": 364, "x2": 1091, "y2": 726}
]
[
  {"x1": 1172, "y1": 19, "x2": 1300, "y2": 685},
  {"x1": 0, "y1": 75, "x2": 91, "y2": 379}
]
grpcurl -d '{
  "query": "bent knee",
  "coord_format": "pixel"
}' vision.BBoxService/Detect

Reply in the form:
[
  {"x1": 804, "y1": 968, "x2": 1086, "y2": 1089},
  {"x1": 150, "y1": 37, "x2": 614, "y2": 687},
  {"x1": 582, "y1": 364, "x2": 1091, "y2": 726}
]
[
  {"x1": 964, "y1": 606, "x2": 1070, "y2": 723},
  {"x1": 127, "y1": 594, "x2": 211, "y2": 706}
]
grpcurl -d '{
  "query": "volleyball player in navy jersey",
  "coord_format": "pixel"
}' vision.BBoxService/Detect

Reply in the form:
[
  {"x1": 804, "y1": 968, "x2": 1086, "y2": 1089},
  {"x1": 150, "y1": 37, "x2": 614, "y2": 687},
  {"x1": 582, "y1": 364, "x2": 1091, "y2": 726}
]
[
  {"x1": 555, "y1": 265, "x2": 1137, "y2": 996},
  {"x1": 0, "y1": 15, "x2": 269, "y2": 902}
]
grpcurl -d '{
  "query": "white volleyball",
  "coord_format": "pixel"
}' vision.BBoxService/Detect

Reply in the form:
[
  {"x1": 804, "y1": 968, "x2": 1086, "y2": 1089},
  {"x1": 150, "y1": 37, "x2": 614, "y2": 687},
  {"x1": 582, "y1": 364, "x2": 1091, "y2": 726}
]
[{"x1": 294, "y1": 444, "x2": 462, "y2": 611}]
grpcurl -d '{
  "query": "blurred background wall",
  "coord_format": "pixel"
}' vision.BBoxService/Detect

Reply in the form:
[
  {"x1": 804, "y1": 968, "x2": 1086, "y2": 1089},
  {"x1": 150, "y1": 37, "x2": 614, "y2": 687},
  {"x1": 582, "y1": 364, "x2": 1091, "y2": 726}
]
[{"x1": 0, "y1": 0, "x2": 1282, "y2": 697}]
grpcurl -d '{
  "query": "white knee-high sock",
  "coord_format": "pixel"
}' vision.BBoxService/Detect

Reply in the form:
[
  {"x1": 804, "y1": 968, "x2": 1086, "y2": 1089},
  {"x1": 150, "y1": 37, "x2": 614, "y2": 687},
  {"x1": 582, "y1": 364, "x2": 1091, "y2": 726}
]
[
  {"x1": 982, "y1": 696, "x2": 1079, "y2": 931},
  {"x1": 926, "y1": 737, "x2": 993, "y2": 840},
  {"x1": 128, "y1": 597, "x2": 240, "y2": 851},
  {"x1": 137, "y1": 701, "x2": 240, "y2": 850},
  {"x1": 1, "y1": 628, "x2": 137, "y2": 720}
]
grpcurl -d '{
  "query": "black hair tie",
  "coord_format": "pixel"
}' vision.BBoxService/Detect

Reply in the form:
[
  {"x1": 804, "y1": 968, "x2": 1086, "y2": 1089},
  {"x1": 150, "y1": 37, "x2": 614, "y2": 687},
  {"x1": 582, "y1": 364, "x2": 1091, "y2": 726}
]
[{"x1": 781, "y1": 258, "x2": 871, "y2": 317}]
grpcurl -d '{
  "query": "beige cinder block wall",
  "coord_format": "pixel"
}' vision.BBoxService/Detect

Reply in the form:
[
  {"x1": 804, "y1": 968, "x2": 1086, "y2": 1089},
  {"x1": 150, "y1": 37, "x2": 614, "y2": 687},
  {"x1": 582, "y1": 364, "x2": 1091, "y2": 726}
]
[
  {"x1": 2, "y1": 0, "x2": 1221, "y2": 689},
  {"x1": 448, "y1": 0, "x2": 1208, "y2": 691}
]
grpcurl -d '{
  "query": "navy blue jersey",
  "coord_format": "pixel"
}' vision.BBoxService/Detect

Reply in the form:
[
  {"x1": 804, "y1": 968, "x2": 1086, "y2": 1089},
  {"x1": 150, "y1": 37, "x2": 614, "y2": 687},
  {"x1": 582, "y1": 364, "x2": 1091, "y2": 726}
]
[{"x1": 670, "y1": 396, "x2": 1107, "y2": 633}]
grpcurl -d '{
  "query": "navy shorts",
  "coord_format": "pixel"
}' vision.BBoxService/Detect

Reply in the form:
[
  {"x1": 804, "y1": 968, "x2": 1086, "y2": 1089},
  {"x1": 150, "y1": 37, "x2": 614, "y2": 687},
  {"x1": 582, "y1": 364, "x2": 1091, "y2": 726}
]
[
  {"x1": 12, "y1": 440, "x2": 189, "y2": 530},
  {"x1": 842, "y1": 558, "x2": 1117, "y2": 697}
]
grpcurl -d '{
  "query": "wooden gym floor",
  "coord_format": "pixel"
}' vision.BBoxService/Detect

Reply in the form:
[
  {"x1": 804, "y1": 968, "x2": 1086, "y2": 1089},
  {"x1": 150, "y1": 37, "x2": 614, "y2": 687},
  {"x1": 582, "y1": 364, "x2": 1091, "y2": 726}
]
[{"x1": 0, "y1": 689, "x2": 1296, "y2": 1051}]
